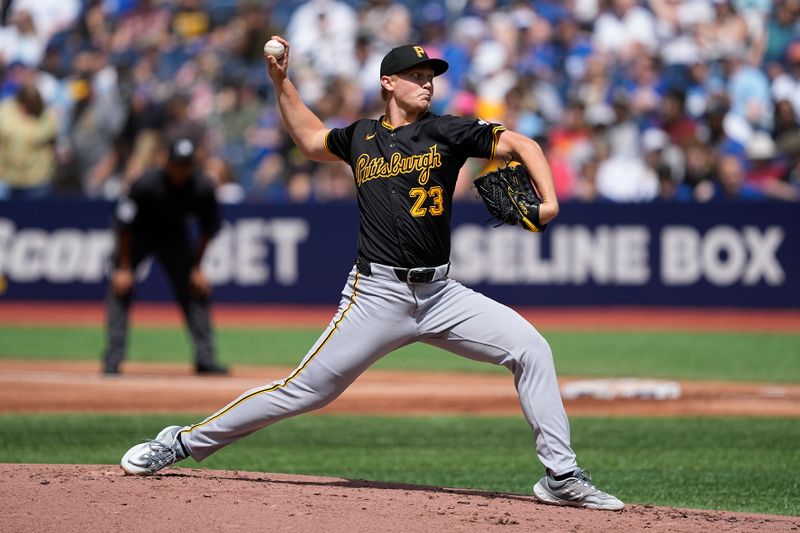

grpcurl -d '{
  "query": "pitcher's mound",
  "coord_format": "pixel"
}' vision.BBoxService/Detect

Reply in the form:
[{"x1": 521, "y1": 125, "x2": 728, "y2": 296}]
[{"x1": 2, "y1": 464, "x2": 797, "y2": 532}]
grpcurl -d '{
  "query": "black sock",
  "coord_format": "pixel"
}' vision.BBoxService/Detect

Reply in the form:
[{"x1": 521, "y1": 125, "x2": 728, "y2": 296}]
[
  {"x1": 551, "y1": 470, "x2": 576, "y2": 481},
  {"x1": 176, "y1": 433, "x2": 187, "y2": 457}
]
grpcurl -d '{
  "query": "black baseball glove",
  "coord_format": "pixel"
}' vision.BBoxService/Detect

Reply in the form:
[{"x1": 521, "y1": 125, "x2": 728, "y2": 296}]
[{"x1": 474, "y1": 163, "x2": 547, "y2": 232}]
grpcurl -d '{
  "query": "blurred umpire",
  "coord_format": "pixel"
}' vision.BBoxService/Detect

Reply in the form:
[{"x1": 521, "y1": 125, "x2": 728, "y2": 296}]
[{"x1": 101, "y1": 137, "x2": 228, "y2": 376}]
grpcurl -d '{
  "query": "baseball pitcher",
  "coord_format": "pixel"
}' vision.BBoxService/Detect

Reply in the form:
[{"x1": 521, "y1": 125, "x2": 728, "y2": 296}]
[{"x1": 120, "y1": 38, "x2": 623, "y2": 511}]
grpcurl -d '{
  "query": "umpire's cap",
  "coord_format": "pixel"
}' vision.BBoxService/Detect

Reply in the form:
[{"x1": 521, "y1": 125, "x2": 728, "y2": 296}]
[
  {"x1": 168, "y1": 137, "x2": 196, "y2": 164},
  {"x1": 380, "y1": 45, "x2": 448, "y2": 77}
]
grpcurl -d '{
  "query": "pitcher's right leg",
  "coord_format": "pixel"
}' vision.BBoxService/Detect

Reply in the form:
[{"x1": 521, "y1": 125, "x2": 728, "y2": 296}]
[{"x1": 176, "y1": 269, "x2": 416, "y2": 461}]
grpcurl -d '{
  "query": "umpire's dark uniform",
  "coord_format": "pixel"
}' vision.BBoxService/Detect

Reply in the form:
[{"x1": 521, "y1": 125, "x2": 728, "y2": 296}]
[{"x1": 102, "y1": 138, "x2": 226, "y2": 375}]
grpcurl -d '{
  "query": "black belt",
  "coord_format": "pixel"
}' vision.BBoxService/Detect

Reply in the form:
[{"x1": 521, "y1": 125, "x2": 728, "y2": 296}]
[
  {"x1": 392, "y1": 266, "x2": 439, "y2": 283},
  {"x1": 356, "y1": 257, "x2": 448, "y2": 284}
]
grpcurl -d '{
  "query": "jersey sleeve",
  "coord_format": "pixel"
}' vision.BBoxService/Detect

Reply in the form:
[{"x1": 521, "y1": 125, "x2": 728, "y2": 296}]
[
  {"x1": 323, "y1": 121, "x2": 360, "y2": 162},
  {"x1": 438, "y1": 115, "x2": 506, "y2": 160}
]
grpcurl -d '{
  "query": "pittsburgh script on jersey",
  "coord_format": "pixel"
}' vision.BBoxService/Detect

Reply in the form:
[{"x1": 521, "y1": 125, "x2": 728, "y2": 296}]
[{"x1": 355, "y1": 145, "x2": 442, "y2": 186}]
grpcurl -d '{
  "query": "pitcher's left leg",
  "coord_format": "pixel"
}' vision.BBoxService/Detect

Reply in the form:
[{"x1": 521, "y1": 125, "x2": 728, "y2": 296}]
[{"x1": 419, "y1": 281, "x2": 577, "y2": 476}]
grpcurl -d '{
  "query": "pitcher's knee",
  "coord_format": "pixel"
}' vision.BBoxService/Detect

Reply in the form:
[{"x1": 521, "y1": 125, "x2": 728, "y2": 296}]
[
  {"x1": 282, "y1": 373, "x2": 350, "y2": 413},
  {"x1": 515, "y1": 330, "x2": 554, "y2": 369},
  {"x1": 300, "y1": 390, "x2": 341, "y2": 412}
]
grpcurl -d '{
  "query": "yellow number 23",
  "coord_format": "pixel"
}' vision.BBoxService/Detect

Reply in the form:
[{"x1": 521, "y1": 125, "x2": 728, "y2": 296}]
[{"x1": 409, "y1": 186, "x2": 444, "y2": 217}]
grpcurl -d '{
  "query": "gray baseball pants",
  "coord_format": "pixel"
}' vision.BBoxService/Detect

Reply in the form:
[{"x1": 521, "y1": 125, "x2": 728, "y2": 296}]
[{"x1": 180, "y1": 262, "x2": 578, "y2": 476}]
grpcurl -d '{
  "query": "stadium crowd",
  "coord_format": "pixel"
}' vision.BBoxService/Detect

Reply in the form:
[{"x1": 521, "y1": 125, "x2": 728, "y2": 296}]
[{"x1": 0, "y1": 0, "x2": 799, "y2": 203}]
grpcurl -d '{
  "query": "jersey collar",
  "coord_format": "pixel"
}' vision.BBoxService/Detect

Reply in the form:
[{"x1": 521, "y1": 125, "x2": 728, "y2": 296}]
[{"x1": 380, "y1": 112, "x2": 431, "y2": 131}]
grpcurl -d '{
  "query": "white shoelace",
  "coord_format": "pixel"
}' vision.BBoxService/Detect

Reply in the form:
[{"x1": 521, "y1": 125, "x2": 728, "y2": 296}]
[{"x1": 138, "y1": 439, "x2": 176, "y2": 470}]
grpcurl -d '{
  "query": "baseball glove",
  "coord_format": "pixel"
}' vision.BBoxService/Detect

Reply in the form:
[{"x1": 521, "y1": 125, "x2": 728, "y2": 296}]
[{"x1": 474, "y1": 163, "x2": 547, "y2": 232}]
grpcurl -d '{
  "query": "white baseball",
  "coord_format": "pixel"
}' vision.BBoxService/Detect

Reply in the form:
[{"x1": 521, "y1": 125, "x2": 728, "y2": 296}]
[{"x1": 263, "y1": 39, "x2": 285, "y2": 59}]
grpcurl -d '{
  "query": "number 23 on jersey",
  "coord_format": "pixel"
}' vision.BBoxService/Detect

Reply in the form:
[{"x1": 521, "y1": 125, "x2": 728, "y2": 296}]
[{"x1": 409, "y1": 186, "x2": 444, "y2": 217}]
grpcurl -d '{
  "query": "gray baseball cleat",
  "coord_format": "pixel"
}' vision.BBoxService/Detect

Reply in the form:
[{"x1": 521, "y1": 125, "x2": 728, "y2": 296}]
[
  {"x1": 533, "y1": 468, "x2": 624, "y2": 510},
  {"x1": 120, "y1": 425, "x2": 188, "y2": 475}
]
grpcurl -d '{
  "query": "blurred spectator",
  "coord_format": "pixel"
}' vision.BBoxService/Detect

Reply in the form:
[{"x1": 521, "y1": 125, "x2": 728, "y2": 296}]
[
  {"x1": 573, "y1": 156, "x2": 608, "y2": 202},
  {"x1": 56, "y1": 46, "x2": 126, "y2": 197},
  {"x1": 771, "y1": 41, "x2": 800, "y2": 118},
  {"x1": 354, "y1": 32, "x2": 385, "y2": 107},
  {"x1": 357, "y1": 0, "x2": 411, "y2": 49},
  {"x1": 0, "y1": 81, "x2": 58, "y2": 198},
  {"x1": 584, "y1": 103, "x2": 614, "y2": 158},
  {"x1": 0, "y1": 0, "x2": 797, "y2": 204},
  {"x1": 519, "y1": 14, "x2": 558, "y2": 82},
  {"x1": 658, "y1": 90, "x2": 699, "y2": 149},
  {"x1": 697, "y1": 97, "x2": 747, "y2": 158},
  {"x1": 286, "y1": 0, "x2": 359, "y2": 82},
  {"x1": 773, "y1": 98, "x2": 800, "y2": 151},
  {"x1": 552, "y1": 15, "x2": 593, "y2": 100},
  {"x1": 171, "y1": 0, "x2": 210, "y2": 43},
  {"x1": 616, "y1": 53, "x2": 665, "y2": 122},
  {"x1": 696, "y1": 0, "x2": 750, "y2": 61},
  {"x1": 683, "y1": 139, "x2": 716, "y2": 196},
  {"x1": 592, "y1": 0, "x2": 658, "y2": 61},
  {"x1": 744, "y1": 130, "x2": 800, "y2": 200},
  {"x1": 753, "y1": 0, "x2": 800, "y2": 67},
  {"x1": 655, "y1": 163, "x2": 692, "y2": 202},
  {"x1": 642, "y1": 127, "x2": 685, "y2": 188},
  {"x1": 163, "y1": 92, "x2": 208, "y2": 164},
  {"x1": 227, "y1": 2, "x2": 279, "y2": 70},
  {"x1": 0, "y1": 9, "x2": 46, "y2": 68},
  {"x1": 605, "y1": 92, "x2": 642, "y2": 158},
  {"x1": 711, "y1": 153, "x2": 765, "y2": 200},
  {"x1": 502, "y1": 83, "x2": 546, "y2": 140},
  {"x1": 468, "y1": 38, "x2": 517, "y2": 122},
  {"x1": 217, "y1": 79, "x2": 261, "y2": 150},
  {"x1": 549, "y1": 100, "x2": 593, "y2": 177},
  {"x1": 314, "y1": 161, "x2": 356, "y2": 202},
  {"x1": 7, "y1": 0, "x2": 80, "y2": 44},
  {"x1": 649, "y1": 0, "x2": 712, "y2": 74},
  {"x1": 109, "y1": 0, "x2": 170, "y2": 54},
  {"x1": 575, "y1": 53, "x2": 612, "y2": 109},
  {"x1": 206, "y1": 155, "x2": 244, "y2": 204},
  {"x1": 118, "y1": 54, "x2": 168, "y2": 187},
  {"x1": 596, "y1": 153, "x2": 659, "y2": 202},
  {"x1": 684, "y1": 54, "x2": 715, "y2": 119},
  {"x1": 286, "y1": 170, "x2": 314, "y2": 203},
  {"x1": 723, "y1": 51, "x2": 773, "y2": 142}
]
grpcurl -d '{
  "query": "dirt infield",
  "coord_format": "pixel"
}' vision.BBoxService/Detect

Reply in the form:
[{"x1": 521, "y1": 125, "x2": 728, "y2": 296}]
[
  {"x1": 2, "y1": 360, "x2": 799, "y2": 417},
  {"x1": 3, "y1": 464, "x2": 799, "y2": 533}
]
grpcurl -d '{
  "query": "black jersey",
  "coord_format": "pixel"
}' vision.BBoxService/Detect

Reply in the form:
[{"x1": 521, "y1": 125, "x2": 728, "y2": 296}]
[
  {"x1": 115, "y1": 169, "x2": 221, "y2": 242},
  {"x1": 325, "y1": 112, "x2": 505, "y2": 267}
]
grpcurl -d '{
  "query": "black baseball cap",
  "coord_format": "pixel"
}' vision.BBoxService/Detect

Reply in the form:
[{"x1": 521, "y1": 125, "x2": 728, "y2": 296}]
[
  {"x1": 380, "y1": 45, "x2": 449, "y2": 77},
  {"x1": 168, "y1": 138, "x2": 196, "y2": 164}
]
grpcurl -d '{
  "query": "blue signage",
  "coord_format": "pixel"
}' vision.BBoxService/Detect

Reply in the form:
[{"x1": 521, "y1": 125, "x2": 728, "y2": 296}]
[{"x1": 0, "y1": 200, "x2": 797, "y2": 308}]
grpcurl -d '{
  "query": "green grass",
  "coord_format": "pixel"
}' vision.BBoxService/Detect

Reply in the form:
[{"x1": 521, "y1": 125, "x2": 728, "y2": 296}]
[
  {"x1": 0, "y1": 413, "x2": 797, "y2": 515},
  {"x1": 0, "y1": 325, "x2": 798, "y2": 382}
]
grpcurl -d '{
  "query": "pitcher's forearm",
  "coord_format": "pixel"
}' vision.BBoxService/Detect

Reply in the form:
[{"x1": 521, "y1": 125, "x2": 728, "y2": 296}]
[
  {"x1": 274, "y1": 78, "x2": 332, "y2": 161},
  {"x1": 265, "y1": 36, "x2": 336, "y2": 162},
  {"x1": 519, "y1": 142, "x2": 559, "y2": 211},
  {"x1": 495, "y1": 130, "x2": 559, "y2": 222}
]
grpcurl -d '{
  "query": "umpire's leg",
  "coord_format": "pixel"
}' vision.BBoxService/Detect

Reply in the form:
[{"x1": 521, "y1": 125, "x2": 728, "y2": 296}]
[
  {"x1": 101, "y1": 244, "x2": 148, "y2": 374},
  {"x1": 156, "y1": 242, "x2": 218, "y2": 371}
]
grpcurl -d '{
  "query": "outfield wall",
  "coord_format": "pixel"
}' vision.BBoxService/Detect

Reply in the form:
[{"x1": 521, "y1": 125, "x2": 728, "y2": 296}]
[{"x1": 0, "y1": 200, "x2": 797, "y2": 308}]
